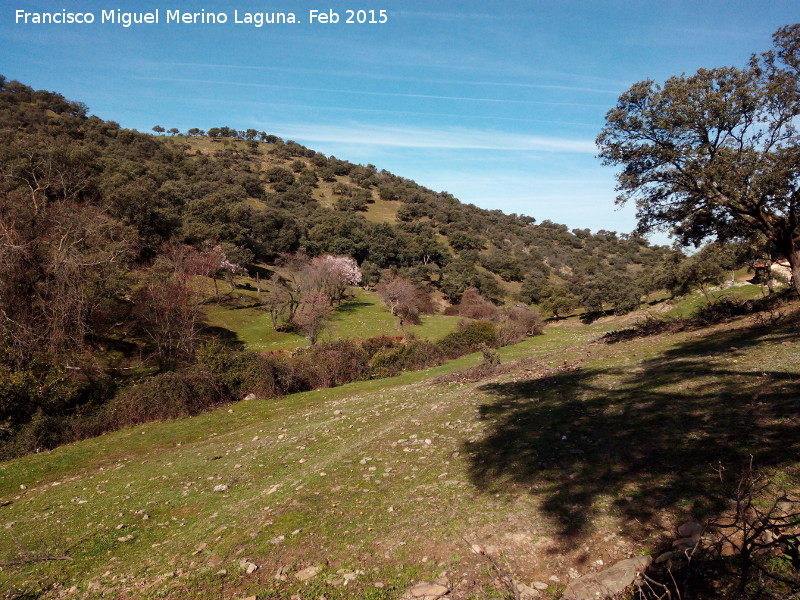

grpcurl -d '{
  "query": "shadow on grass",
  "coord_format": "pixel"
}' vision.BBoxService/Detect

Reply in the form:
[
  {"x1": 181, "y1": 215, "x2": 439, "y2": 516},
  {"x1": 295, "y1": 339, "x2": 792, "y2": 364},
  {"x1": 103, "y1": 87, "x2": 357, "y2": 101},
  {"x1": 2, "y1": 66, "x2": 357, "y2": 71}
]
[
  {"x1": 202, "y1": 325, "x2": 245, "y2": 348},
  {"x1": 334, "y1": 301, "x2": 374, "y2": 314},
  {"x1": 464, "y1": 320, "x2": 800, "y2": 541}
]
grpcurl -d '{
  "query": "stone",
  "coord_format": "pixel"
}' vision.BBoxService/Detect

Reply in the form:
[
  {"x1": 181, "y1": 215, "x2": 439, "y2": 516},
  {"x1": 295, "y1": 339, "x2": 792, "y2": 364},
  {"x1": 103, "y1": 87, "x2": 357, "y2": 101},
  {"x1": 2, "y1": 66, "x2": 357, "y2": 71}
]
[
  {"x1": 239, "y1": 560, "x2": 258, "y2": 574},
  {"x1": 213, "y1": 484, "x2": 228, "y2": 492},
  {"x1": 672, "y1": 535, "x2": 700, "y2": 548},
  {"x1": 532, "y1": 581, "x2": 548, "y2": 590},
  {"x1": 192, "y1": 542, "x2": 207, "y2": 556},
  {"x1": 295, "y1": 566, "x2": 322, "y2": 581},
  {"x1": 677, "y1": 521, "x2": 703, "y2": 537},
  {"x1": 243, "y1": 393, "x2": 257, "y2": 401},
  {"x1": 275, "y1": 566, "x2": 288, "y2": 581},
  {"x1": 117, "y1": 535, "x2": 134, "y2": 542},
  {"x1": 405, "y1": 581, "x2": 450, "y2": 599},
  {"x1": 656, "y1": 551, "x2": 678, "y2": 563},
  {"x1": 562, "y1": 556, "x2": 652, "y2": 600},
  {"x1": 512, "y1": 580, "x2": 541, "y2": 599}
]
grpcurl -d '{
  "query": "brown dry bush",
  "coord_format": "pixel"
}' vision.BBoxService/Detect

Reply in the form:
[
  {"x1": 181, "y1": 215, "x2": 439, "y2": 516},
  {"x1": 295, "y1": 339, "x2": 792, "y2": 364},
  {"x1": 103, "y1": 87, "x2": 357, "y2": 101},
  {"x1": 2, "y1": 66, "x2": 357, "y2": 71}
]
[
  {"x1": 445, "y1": 288, "x2": 501, "y2": 320},
  {"x1": 103, "y1": 370, "x2": 230, "y2": 427}
]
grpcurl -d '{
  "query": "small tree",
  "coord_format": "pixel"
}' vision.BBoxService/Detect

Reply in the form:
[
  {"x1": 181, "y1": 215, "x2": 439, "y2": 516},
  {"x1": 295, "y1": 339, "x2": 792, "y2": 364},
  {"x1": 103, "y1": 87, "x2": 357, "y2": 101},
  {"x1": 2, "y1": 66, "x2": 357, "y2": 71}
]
[
  {"x1": 376, "y1": 275, "x2": 434, "y2": 326},
  {"x1": 299, "y1": 255, "x2": 362, "y2": 305},
  {"x1": 294, "y1": 292, "x2": 332, "y2": 345},
  {"x1": 152, "y1": 125, "x2": 165, "y2": 135}
]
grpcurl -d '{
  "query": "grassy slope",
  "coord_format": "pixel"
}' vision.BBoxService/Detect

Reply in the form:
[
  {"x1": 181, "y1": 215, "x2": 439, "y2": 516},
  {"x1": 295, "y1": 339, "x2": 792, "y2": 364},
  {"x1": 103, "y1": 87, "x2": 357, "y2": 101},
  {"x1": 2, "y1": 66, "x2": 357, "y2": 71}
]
[{"x1": 2, "y1": 301, "x2": 799, "y2": 599}]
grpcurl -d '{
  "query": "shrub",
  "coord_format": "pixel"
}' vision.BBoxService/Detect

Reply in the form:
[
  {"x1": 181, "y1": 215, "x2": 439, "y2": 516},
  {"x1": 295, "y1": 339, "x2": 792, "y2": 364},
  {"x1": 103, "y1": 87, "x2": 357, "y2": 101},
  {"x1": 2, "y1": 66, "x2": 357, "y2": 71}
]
[
  {"x1": 498, "y1": 306, "x2": 545, "y2": 345},
  {"x1": 104, "y1": 369, "x2": 230, "y2": 427},
  {"x1": 437, "y1": 320, "x2": 499, "y2": 358},
  {"x1": 445, "y1": 288, "x2": 500, "y2": 320},
  {"x1": 294, "y1": 340, "x2": 370, "y2": 388},
  {"x1": 369, "y1": 338, "x2": 444, "y2": 377}
]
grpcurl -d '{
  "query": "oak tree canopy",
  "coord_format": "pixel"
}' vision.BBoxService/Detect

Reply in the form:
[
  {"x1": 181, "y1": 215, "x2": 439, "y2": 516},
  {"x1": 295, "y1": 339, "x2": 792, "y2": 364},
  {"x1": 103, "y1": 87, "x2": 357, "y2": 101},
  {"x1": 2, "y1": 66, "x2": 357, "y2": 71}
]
[{"x1": 597, "y1": 24, "x2": 800, "y2": 294}]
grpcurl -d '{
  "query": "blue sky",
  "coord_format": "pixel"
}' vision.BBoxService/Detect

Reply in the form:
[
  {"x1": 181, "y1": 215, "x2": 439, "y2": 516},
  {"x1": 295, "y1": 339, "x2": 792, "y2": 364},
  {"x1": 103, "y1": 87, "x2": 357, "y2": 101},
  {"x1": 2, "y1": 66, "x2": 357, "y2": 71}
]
[{"x1": 3, "y1": 1, "x2": 798, "y2": 242}]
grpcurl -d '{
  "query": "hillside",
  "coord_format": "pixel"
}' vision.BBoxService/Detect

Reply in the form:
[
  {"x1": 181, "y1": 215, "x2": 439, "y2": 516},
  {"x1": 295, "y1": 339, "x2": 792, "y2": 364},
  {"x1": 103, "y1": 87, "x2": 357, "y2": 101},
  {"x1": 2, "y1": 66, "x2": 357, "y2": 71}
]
[
  {"x1": 1, "y1": 299, "x2": 799, "y2": 599},
  {"x1": 0, "y1": 77, "x2": 684, "y2": 458}
]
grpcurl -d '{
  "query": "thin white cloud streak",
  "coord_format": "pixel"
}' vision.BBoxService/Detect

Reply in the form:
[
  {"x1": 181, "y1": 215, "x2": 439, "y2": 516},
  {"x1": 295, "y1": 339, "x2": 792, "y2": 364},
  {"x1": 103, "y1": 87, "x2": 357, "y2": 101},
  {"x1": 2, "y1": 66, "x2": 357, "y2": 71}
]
[
  {"x1": 159, "y1": 61, "x2": 620, "y2": 94},
  {"x1": 155, "y1": 93, "x2": 599, "y2": 128},
  {"x1": 135, "y1": 75, "x2": 609, "y2": 107},
  {"x1": 392, "y1": 10, "x2": 508, "y2": 21},
  {"x1": 258, "y1": 122, "x2": 596, "y2": 153}
]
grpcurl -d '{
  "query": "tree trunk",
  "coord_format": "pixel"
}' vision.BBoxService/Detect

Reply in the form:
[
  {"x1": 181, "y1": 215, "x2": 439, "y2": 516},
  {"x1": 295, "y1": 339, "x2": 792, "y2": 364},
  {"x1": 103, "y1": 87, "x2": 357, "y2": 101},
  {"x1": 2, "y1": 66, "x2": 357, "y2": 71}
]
[{"x1": 790, "y1": 248, "x2": 800, "y2": 297}]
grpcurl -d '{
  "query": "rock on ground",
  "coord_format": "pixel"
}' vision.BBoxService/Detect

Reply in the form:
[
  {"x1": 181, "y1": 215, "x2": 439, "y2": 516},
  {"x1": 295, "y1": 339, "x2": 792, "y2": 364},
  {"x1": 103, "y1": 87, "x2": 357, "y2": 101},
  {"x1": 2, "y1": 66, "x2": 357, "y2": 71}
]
[
  {"x1": 295, "y1": 565, "x2": 322, "y2": 581},
  {"x1": 402, "y1": 581, "x2": 450, "y2": 599},
  {"x1": 562, "y1": 556, "x2": 652, "y2": 600}
]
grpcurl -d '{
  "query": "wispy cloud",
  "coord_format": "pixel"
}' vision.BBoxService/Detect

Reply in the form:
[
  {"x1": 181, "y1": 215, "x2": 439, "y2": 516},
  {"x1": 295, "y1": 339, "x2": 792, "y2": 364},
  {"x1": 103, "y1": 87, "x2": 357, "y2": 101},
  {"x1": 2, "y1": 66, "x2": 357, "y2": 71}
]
[
  {"x1": 153, "y1": 63, "x2": 621, "y2": 95},
  {"x1": 135, "y1": 75, "x2": 608, "y2": 107},
  {"x1": 257, "y1": 122, "x2": 596, "y2": 153},
  {"x1": 391, "y1": 10, "x2": 510, "y2": 21}
]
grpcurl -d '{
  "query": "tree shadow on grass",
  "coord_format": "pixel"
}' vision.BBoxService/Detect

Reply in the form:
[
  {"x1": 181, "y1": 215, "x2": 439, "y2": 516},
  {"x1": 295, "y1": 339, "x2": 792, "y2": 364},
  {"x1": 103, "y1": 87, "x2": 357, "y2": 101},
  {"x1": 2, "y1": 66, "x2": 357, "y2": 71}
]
[
  {"x1": 334, "y1": 301, "x2": 374, "y2": 315},
  {"x1": 464, "y1": 320, "x2": 800, "y2": 541}
]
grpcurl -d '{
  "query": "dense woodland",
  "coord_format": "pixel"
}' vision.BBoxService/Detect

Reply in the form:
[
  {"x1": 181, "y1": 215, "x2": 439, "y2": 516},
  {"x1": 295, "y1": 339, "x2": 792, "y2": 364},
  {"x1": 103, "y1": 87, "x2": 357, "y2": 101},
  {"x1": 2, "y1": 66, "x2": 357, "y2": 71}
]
[{"x1": 0, "y1": 77, "x2": 766, "y2": 456}]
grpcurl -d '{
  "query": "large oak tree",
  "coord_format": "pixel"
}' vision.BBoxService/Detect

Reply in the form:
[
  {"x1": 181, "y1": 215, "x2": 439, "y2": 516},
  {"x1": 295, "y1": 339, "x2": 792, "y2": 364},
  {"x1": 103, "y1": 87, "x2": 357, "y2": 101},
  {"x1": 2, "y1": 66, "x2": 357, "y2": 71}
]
[{"x1": 597, "y1": 25, "x2": 800, "y2": 294}]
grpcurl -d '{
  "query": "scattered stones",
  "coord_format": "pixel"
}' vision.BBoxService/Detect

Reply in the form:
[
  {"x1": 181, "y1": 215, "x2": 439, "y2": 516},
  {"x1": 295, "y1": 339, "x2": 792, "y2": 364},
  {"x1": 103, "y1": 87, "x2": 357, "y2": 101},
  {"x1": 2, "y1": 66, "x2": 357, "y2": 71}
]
[
  {"x1": 295, "y1": 566, "x2": 322, "y2": 581},
  {"x1": 213, "y1": 484, "x2": 229, "y2": 493},
  {"x1": 512, "y1": 580, "x2": 541, "y2": 599},
  {"x1": 275, "y1": 566, "x2": 288, "y2": 581},
  {"x1": 563, "y1": 556, "x2": 652, "y2": 600}
]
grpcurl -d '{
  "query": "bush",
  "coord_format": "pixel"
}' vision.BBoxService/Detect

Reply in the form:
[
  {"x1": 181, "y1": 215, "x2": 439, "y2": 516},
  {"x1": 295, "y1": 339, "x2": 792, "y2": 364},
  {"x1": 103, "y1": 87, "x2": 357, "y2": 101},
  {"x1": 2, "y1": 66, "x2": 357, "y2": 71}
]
[
  {"x1": 294, "y1": 340, "x2": 370, "y2": 388},
  {"x1": 498, "y1": 306, "x2": 545, "y2": 345},
  {"x1": 104, "y1": 369, "x2": 230, "y2": 427},
  {"x1": 445, "y1": 288, "x2": 500, "y2": 320},
  {"x1": 369, "y1": 338, "x2": 444, "y2": 377},
  {"x1": 437, "y1": 320, "x2": 499, "y2": 358}
]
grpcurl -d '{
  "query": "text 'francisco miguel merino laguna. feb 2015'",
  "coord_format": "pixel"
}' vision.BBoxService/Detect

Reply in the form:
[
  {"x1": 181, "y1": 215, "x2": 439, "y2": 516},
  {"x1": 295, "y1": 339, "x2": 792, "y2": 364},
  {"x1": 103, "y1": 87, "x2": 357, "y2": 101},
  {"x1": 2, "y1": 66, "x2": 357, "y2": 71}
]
[{"x1": 14, "y1": 8, "x2": 390, "y2": 27}]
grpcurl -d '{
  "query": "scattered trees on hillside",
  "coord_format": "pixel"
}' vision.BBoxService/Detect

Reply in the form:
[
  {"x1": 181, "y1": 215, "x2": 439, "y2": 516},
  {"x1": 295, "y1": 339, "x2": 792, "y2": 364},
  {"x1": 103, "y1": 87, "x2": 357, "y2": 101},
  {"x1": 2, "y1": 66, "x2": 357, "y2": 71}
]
[{"x1": 597, "y1": 24, "x2": 800, "y2": 296}]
